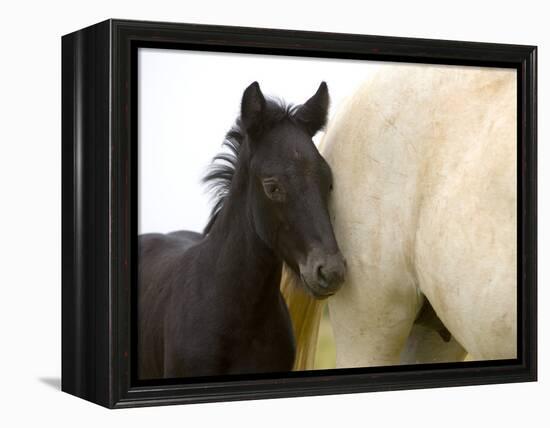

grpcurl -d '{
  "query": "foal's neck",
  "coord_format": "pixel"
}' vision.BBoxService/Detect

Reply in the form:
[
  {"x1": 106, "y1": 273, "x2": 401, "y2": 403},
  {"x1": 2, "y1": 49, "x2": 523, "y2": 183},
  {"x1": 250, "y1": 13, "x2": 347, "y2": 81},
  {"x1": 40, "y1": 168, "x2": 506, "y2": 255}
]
[{"x1": 204, "y1": 190, "x2": 282, "y2": 302}]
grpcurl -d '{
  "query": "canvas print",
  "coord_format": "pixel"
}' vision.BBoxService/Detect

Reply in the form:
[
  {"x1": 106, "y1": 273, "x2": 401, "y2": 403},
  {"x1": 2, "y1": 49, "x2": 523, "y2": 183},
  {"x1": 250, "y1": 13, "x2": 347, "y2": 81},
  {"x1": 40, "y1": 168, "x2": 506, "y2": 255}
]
[{"x1": 137, "y1": 49, "x2": 517, "y2": 380}]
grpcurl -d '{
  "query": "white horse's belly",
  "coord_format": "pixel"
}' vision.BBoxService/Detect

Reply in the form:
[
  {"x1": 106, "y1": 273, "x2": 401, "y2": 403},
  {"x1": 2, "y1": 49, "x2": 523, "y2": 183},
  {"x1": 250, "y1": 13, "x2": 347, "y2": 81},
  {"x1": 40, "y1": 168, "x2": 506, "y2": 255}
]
[{"x1": 323, "y1": 64, "x2": 517, "y2": 365}]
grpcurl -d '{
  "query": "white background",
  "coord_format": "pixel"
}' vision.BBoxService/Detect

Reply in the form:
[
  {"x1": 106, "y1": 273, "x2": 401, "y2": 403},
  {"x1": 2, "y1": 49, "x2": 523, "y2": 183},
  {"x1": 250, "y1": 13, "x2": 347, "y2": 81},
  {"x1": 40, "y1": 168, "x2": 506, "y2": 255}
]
[{"x1": 0, "y1": 0, "x2": 547, "y2": 426}]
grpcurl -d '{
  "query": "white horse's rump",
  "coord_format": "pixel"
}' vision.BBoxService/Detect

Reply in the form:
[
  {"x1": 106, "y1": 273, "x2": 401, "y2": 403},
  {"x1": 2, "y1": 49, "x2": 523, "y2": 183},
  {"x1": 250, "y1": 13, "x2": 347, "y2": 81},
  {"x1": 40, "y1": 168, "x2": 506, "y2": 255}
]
[{"x1": 322, "y1": 65, "x2": 517, "y2": 366}]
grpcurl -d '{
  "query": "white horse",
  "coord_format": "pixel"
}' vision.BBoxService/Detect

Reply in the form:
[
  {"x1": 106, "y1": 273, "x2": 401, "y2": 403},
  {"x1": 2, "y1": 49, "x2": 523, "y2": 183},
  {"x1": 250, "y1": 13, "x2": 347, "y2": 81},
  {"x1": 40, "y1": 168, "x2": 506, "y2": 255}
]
[{"x1": 283, "y1": 64, "x2": 517, "y2": 368}]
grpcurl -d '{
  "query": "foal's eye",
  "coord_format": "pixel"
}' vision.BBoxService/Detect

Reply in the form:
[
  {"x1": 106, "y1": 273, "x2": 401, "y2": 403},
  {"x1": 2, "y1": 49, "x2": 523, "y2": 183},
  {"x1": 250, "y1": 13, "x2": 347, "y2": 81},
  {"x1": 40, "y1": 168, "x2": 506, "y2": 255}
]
[
  {"x1": 262, "y1": 179, "x2": 286, "y2": 202},
  {"x1": 329, "y1": 183, "x2": 333, "y2": 192}
]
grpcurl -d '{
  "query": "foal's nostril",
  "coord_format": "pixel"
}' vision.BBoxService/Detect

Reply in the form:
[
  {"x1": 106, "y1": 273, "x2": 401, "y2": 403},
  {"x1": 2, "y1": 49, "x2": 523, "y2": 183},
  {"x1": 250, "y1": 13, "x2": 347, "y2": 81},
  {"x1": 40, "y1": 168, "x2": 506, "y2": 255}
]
[{"x1": 317, "y1": 265, "x2": 328, "y2": 287}]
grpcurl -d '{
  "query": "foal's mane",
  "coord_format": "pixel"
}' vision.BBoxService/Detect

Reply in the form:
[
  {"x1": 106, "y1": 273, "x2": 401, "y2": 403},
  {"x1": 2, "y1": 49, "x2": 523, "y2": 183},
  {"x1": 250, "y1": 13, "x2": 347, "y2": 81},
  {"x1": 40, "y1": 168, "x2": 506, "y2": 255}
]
[{"x1": 202, "y1": 98, "x2": 298, "y2": 234}]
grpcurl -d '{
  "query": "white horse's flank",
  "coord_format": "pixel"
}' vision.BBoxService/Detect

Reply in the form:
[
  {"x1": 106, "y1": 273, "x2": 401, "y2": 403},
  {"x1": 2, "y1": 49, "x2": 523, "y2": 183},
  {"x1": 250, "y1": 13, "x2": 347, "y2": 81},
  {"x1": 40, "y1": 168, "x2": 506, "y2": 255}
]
[{"x1": 320, "y1": 65, "x2": 517, "y2": 367}]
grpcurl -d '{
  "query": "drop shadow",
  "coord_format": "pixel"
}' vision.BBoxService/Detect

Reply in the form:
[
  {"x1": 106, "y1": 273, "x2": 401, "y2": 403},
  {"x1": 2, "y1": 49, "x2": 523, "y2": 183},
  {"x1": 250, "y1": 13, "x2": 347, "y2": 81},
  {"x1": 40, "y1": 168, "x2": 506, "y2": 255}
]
[{"x1": 38, "y1": 377, "x2": 61, "y2": 390}]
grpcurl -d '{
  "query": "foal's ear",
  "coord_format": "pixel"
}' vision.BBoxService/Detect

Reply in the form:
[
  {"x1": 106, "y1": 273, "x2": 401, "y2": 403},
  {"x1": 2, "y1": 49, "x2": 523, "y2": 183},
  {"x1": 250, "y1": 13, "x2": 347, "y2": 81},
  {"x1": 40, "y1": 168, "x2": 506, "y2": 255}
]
[
  {"x1": 241, "y1": 81, "x2": 266, "y2": 135},
  {"x1": 295, "y1": 82, "x2": 329, "y2": 136}
]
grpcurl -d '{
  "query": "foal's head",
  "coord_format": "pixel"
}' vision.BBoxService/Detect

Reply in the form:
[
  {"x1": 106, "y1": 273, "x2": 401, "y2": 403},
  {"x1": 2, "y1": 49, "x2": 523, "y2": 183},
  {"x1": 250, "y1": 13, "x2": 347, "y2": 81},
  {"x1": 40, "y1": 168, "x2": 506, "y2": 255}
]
[{"x1": 237, "y1": 82, "x2": 346, "y2": 298}]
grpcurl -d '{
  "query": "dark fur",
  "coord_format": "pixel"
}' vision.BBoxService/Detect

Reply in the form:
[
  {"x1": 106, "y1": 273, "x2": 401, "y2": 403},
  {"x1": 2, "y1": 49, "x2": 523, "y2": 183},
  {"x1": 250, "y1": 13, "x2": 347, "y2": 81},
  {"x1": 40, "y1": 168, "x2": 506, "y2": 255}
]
[{"x1": 138, "y1": 82, "x2": 341, "y2": 379}]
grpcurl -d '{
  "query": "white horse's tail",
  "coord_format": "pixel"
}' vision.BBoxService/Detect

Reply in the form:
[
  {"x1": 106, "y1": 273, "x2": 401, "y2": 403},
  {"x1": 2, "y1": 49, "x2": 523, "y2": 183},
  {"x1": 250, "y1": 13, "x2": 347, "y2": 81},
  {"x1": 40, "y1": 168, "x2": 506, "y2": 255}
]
[{"x1": 280, "y1": 264, "x2": 325, "y2": 370}]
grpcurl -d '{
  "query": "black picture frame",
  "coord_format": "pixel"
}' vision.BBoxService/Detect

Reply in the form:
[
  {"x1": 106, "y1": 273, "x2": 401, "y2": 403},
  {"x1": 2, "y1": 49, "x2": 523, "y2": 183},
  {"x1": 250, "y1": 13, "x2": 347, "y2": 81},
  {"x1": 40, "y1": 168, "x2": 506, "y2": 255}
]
[{"x1": 61, "y1": 19, "x2": 537, "y2": 408}]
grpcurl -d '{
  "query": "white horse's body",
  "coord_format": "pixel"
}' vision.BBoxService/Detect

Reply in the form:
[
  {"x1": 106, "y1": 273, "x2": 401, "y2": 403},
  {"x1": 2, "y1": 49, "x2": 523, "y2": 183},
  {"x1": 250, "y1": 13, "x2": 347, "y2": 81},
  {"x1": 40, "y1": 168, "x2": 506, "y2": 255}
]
[{"x1": 322, "y1": 65, "x2": 517, "y2": 366}]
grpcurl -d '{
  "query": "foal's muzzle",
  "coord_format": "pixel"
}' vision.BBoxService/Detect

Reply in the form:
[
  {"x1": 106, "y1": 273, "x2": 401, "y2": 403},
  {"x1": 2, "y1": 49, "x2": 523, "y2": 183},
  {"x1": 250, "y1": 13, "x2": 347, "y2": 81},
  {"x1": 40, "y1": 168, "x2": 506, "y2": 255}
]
[{"x1": 299, "y1": 248, "x2": 347, "y2": 299}]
